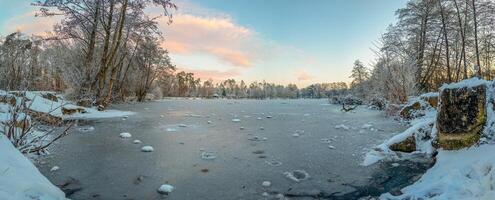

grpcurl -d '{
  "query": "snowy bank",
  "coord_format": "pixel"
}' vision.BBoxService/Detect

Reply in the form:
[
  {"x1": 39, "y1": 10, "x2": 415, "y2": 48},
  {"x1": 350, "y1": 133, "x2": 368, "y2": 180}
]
[
  {"x1": 362, "y1": 117, "x2": 435, "y2": 166},
  {"x1": 368, "y1": 78, "x2": 495, "y2": 199},
  {"x1": 0, "y1": 134, "x2": 67, "y2": 200},
  {"x1": 3, "y1": 91, "x2": 134, "y2": 120},
  {"x1": 381, "y1": 144, "x2": 495, "y2": 200}
]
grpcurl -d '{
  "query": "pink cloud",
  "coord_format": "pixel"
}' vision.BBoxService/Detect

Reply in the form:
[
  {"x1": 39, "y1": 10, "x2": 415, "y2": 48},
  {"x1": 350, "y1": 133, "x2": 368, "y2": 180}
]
[
  {"x1": 295, "y1": 70, "x2": 315, "y2": 81},
  {"x1": 178, "y1": 66, "x2": 240, "y2": 82},
  {"x1": 159, "y1": 14, "x2": 257, "y2": 68},
  {"x1": 3, "y1": 10, "x2": 59, "y2": 36}
]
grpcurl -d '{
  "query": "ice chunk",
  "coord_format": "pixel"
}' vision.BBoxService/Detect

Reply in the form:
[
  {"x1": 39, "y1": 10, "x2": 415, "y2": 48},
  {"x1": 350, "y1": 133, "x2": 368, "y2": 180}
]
[
  {"x1": 178, "y1": 124, "x2": 187, "y2": 127},
  {"x1": 133, "y1": 140, "x2": 142, "y2": 144},
  {"x1": 157, "y1": 184, "x2": 174, "y2": 194},
  {"x1": 201, "y1": 152, "x2": 217, "y2": 160},
  {"x1": 232, "y1": 118, "x2": 241, "y2": 122},
  {"x1": 283, "y1": 170, "x2": 309, "y2": 182},
  {"x1": 265, "y1": 160, "x2": 283, "y2": 166},
  {"x1": 262, "y1": 181, "x2": 271, "y2": 187},
  {"x1": 166, "y1": 128, "x2": 178, "y2": 132},
  {"x1": 141, "y1": 146, "x2": 154, "y2": 152},
  {"x1": 119, "y1": 132, "x2": 132, "y2": 138},
  {"x1": 50, "y1": 166, "x2": 59, "y2": 172}
]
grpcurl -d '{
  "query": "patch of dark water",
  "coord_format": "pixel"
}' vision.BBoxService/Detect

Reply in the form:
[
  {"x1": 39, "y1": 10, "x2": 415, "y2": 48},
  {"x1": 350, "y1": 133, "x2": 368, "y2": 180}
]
[{"x1": 277, "y1": 159, "x2": 435, "y2": 200}]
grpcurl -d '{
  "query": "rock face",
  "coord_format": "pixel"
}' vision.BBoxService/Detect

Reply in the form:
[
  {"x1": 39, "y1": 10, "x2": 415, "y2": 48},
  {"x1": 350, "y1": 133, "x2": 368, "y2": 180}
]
[
  {"x1": 399, "y1": 101, "x2": 422, "y2": 119},
  {"x1": 420, "y1": 93, "x2": 439, "y2": 108},
  {"x1": 437, "y1": 84, "x2": 487, "y2": 150},
  {"x1": 389, "y1": 136, "x2": 416, "y2": 153}
]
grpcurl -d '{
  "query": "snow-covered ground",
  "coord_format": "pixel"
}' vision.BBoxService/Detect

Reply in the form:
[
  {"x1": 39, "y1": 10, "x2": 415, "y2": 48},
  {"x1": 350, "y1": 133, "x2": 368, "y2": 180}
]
[
  {"x1": 0, "y1": 134, "x2": 67, "y2": 200},
  {"x1": 381, "y1": 144, "x2": 495, "y2": 200}
]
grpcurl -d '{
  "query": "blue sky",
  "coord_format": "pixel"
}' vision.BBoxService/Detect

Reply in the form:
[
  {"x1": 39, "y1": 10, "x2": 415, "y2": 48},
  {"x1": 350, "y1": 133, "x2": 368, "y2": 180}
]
[{"x1": 0, "y1": 0, "x2": 407, "y2": 86}]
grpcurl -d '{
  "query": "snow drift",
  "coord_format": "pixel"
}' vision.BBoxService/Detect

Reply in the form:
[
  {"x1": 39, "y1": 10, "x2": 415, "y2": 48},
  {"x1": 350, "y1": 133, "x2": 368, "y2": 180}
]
[{"x1": 0, "y1": 134, "x2": 67, "y2": 200}]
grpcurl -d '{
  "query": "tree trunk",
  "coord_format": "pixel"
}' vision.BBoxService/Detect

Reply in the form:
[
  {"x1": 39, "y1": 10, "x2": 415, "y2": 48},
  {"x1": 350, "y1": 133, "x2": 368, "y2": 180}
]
[
  {"x1": 94, "y1": 0, "x2": 115, "y2": 105},
  {"x1": 472, "y1": 0, "x2": 482, "y2": 77},
  {"x1": 453, "y1": 0, "x2": 468, "y2": 80},
  {"x1": 439, "y1": 0, "x2": 451, "y2": 83},
  {"x1": 82, "y1": 0, "x2": 101, "y2": 96}
]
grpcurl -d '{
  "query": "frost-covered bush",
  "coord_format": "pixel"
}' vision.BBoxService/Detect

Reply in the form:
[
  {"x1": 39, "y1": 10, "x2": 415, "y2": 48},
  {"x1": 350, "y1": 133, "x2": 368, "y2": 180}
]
[{"x1": 0, "y1": 91, "x2": 71, "y2": 154}]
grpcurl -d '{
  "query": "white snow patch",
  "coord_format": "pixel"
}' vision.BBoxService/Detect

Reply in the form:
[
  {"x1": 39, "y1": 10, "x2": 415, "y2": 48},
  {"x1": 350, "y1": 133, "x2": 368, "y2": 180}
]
[
  {"x1": 119, "y1": 132, "x2": 132, "y2": 138},
  {"x1": 262, "y1": 181, "x2": 271, "y2": 187},
  {"x1": 232, "y1": 118, "x2": 241, "y2": 122},
  {"x1": 362, "y1": 117, "x2": 435, "y2": 166},
  {"x1": 0, "y1": 134, "x2": 67, "y2": 200},
  {"x1": 157, "y1": 184, "x2": 174, "y2": 194},
  {"x1": 439, "y1": 77, "x2": 489, "y2": 90},
  {"x1": 133, "y1": 140, "x2": 142, "y2": 144},
  {"x1": 141, "y1": 146, "x2": 154, "y2": 152},
  {"x1": 166, "y1": 128, "x2": 178, "y2": 132},
  {"x1": 50, "y1": 166, "x2": 59, "y2": 172},
  {"x1": 382, "y1": 144, "x2": 495, "y2": 200},
  {"x1": 201, "y1": 152, "x2": 217, "y2": 160}
]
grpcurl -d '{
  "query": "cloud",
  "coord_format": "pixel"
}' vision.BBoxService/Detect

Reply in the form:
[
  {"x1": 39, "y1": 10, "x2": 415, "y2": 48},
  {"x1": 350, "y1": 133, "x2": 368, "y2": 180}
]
[
  {"x1": 159, "y1": 13, "x2": 258, "y2": 68},
  {"x1": 295, "y1": 69, "x2": 315, "y2": 81},
  {"x1": 177, "y1": 66, "x2": 240, "y2": 82},
  {"x1": 2, "y1": 10, "x2": 59, "y2": 36}
]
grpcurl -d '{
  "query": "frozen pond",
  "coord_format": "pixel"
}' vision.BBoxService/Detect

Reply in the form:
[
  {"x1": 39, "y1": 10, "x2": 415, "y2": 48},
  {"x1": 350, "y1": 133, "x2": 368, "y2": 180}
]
[{"x1": 37, "y1": 99, "x2": 422, "y2": 199}]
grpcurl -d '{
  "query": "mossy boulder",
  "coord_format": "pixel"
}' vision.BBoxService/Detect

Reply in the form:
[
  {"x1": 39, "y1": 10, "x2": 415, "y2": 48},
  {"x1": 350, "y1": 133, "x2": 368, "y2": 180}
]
[
  {"x1": 420, "y1": 93, "x2": 439, "y2": 108},
  {"x1": 389, "y1": 136, "x2": 416, "y2": 153},
  {"x1": 437, "y1": 84, "x2": 487, "y2": 150},
  {"x1": 399, "y1": 101, "x2": 422, "y2": 119}
]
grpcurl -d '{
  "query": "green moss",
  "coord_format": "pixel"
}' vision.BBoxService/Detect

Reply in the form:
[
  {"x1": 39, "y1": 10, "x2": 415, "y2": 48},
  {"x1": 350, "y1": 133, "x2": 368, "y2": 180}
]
[
  {"x1": 437, "y1": 124, "x2": 484, "y2": 150},
  {"x1": 389, "y1": 136, "x2": 416, "y2": 153},
  {"x1": 400, "y1": 102, "x2": 422, "y2": 119}
]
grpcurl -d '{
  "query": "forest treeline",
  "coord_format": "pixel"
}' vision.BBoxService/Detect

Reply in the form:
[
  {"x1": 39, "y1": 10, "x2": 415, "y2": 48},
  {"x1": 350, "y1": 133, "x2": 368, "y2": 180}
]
[
  {"x1": 1, "y1": 0, "x2": 494, "y2": 107},
  {"x1": 350, "y1": 0, "x2": 495, "y2": 104}
]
